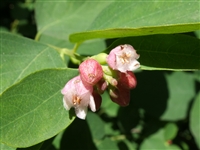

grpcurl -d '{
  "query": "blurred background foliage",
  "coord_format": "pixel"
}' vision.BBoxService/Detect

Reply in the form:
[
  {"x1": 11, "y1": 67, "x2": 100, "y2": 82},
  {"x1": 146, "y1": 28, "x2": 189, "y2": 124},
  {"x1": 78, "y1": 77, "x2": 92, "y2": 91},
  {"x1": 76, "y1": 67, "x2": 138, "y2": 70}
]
[{"x1": 0, "y1": 0, "x2": 199, "y2": 150}]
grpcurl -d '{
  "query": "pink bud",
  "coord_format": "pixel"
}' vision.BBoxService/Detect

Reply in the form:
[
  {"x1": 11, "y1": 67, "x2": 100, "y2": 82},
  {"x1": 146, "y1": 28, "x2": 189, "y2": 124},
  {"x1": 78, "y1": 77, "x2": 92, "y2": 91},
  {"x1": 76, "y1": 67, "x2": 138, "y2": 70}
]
[
  {"x1": 118, "y1": 71, "x2": 137, "y2": 89},
  {"x1": 106, "y1": 44, "x2": 140, "y2": 73},
  {"x1": 109, "y1": 85, "x2": 130, "y2": 106},
  {"x1": 61, "y1": 75, "x2": 95, "y2": 119},
  {"x1": 96, "y1": 79, "x2": 108, "y2": 94},
  {"x1": 79, "y1": 59, "x2": 103, "y2": 85}
]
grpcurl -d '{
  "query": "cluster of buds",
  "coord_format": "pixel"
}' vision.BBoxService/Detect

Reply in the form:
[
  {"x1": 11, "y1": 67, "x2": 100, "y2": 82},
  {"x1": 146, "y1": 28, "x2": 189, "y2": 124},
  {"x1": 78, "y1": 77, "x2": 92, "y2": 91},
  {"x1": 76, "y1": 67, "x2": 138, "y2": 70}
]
[{"x1": 61, "y1": 44, "x2": 140, "y2": 119}]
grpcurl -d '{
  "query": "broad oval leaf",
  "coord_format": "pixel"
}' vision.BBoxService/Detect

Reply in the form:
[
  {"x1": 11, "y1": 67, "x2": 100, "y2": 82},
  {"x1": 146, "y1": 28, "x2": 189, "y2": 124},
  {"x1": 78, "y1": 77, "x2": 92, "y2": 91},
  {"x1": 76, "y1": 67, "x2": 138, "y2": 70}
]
[
  {"x1": 106, "y1": 34, "x2": 200, "y2": 70},
  {"x1": 70, "y1": 1, "x2": 200, "y2": 42},
  {"x1": 0, "y1": 32, "x2": 65, "y2": 94},
  {"x1": 0, "y1": 142, "x2": 15, "y2": 150},
  {"x1": 161, "y1": 72, "x2": 195, "y2": 120},
  {"x1": 35, "y1": 0, "x2": 112, "y2": 43},
  {"x1": 131, "y1": 71, "x2": 195, "y2": 120},
  {"x1": 140, "y1": 128, "x2": 181, "y2": 149},
  {"x1": 0, "y1": 69, "x2": 78, "y2": 148},
  {"x1": 164, "y1": 123, "x2": 178, "y2": 141}
]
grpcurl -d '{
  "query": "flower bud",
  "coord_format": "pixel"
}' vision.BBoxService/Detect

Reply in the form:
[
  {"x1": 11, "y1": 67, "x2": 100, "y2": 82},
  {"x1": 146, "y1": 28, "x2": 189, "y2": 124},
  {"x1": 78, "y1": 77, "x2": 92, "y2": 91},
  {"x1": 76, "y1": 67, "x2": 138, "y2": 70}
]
[
  {"x1": 79, "y1": 58, "x2": 103, "y2": 85},
  {"x1": 91, "y1": 53, "x2": 108, "y2": 65},
  {"x1": 91, "y1": 91, "x2": 102, "y2": 111},
  {"x1": 106, "y1": 44, "x2": 140, "y2": 73},
  {"x1": 109, "y1": 85, "x2": 130, "y2": 106},
  {"x1": 96, "y1": 79, "x2": 108, "y2": 94},
  {"x1": 118, "y1": 71, "x2": 137, "y2": 89}
]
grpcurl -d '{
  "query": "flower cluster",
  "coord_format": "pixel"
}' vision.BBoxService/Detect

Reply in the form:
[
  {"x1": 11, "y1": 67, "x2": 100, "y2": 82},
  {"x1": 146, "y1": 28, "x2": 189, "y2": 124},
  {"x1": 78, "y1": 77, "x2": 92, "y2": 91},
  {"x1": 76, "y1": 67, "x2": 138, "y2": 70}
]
[{"x1": 61, "y1": 44, "x2": 140, "y2": 119}]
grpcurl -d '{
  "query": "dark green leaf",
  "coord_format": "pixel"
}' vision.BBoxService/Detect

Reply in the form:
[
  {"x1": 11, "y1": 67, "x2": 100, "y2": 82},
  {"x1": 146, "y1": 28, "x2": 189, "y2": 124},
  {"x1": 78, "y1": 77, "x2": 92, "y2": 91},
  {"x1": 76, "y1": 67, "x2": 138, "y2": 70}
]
[
  {"x1": 86, "y1": 112, "x2": 105, "y2": 140},
  {"x1": 59, "y1": 118, "x2": 97, "y2": 150},
  {"x1": 106, "y1": 34, "x2": 200, "y2": 70}
]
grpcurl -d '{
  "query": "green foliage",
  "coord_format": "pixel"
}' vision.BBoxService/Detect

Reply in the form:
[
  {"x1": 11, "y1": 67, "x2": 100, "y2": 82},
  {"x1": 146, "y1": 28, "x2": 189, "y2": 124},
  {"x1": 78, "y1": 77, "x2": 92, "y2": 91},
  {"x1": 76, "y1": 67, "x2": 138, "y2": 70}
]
[
  {"x1": 190, "y1": 92, "x2": 200, "y2": 148},
  {"x1": 0, "y1": 0, "x2": 199, "y2": 150}
]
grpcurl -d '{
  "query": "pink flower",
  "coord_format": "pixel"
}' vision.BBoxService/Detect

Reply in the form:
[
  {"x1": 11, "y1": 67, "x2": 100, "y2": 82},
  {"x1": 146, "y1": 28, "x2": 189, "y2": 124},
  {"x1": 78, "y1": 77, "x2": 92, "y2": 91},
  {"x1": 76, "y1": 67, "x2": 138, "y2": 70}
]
[
  {"x1": 79, "y1": 59, "x2": 103, "y2": 85},
  {"x1": 61, "y1": 76, "x2": 96, "y2": 119},
  {"x1": 106, "y1": 44, "x2": 140, "y2": 73},
  {"x1": 118, "y1": 71, "x2": 137, "y2": 89}
]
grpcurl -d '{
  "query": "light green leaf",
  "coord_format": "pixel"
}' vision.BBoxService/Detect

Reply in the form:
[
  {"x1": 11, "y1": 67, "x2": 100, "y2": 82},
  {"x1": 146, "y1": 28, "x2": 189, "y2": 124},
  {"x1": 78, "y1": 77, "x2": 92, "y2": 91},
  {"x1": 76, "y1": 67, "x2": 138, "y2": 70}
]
[
  {"x1": 161, "y1": 72, "x2": 195, "y2": 120},
  {"x1": 190, "y1": 92, "x2": 200, "y2": 149},
  {"x1": 140, "y1": 128, "x2": 181, "y2": 149},
  {"x1": 0, "y1": 32, "x2": 65, "y2": 94},
  {"x1": 132, "y1": 71, "x2": 195, "y2": 120},
  {"x1": 35, "y1": 1, "x2": 200, "y2": 44},
  {"x1": 194, "y1": 30, "x2": 200, "y2": 39},
  {"x1": 0, "y1": 69, "x2": 78, "y2": 148},
  {"x1": 0, "y1": 142, "x2": 15, "y2": 150},
  {"x1": 35, "y1": 0, "x2": 107, "y2": 55},
  {"x1": 70, "y1": 1, "x2": 200, "y2": 42},
  {"x1": 95, "y1": 138, "x2": 118, "y2": 150},
  {"x1": 106, "y1": 34, "x2": 200, "y2": 71},
  {"x1": 35, "y1": 0, "x2": 112, "y2": 43},
  {"x1": 164, "y1": 123, "x2": 178, "y2": 141}
]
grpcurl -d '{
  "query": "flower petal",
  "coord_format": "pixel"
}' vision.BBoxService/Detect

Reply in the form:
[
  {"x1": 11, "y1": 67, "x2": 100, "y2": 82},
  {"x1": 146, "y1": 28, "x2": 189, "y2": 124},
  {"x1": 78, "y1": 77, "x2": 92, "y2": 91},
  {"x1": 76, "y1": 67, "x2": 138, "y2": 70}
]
[
  {"x1": 75, "y1": 106, "x2": 88, "y2": 119},
  {"x1": 89, "y1": 95, "x2": 96, "y2": 112},
  {"x1": 63, "y1": 97, "x2": 73, "y2": 110}
]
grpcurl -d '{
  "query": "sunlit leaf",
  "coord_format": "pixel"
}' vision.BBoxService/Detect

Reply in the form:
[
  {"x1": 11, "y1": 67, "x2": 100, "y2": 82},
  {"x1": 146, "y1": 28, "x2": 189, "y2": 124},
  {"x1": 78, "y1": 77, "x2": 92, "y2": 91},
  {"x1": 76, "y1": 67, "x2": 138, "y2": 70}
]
[
  {"x1": 70, "y1": 1, "x2": 200, "y2": 42},
  {"x1": 0, "y1": 32, "x2": 65, "y2": 94},
  {"x1": 0, "y1": 69, "x2": 78, "y2": 148}
]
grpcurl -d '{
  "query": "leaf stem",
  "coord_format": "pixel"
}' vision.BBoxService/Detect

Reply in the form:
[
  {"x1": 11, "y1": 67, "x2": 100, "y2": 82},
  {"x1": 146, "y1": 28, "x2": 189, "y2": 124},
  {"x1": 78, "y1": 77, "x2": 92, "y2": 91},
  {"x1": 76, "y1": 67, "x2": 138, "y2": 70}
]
[
  {"x1": 47, "y1": 44, "x2": 85, "y2": 64},
  {"x1": 35, "y1": 32, "x2": 41, "y2": 41},
  {"x1": 72, "y1": 42, "x2": 81, "y2": 53}
]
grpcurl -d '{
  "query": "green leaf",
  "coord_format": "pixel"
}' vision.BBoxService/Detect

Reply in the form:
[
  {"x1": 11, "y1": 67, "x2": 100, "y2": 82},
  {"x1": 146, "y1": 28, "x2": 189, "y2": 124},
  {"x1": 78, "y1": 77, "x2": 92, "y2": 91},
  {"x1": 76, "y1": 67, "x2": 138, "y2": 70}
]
[
  {"x1": 0, "y1": 32, "x2": 66, "y2": 94},
  {"x1": 164, "y1": 123, "x2": 178, "y2": 141},
  {"x1": 95, "y1": 138, "x2": 118, "y2": 150},
  {"x1": 17, "y1": 142, "x2": 43, "y2": 150},
  {"x1": 194, "y1": 30, "x2": 200, "y2": 39},
  {"x1": 70, "y1": 1, "x2": 200, "y2": 42},
  {"x1": 101, "y1": 91, "x2": 119, "y2": 117},
  {"x1": 35, "y1": 0, "x2": 112, "y2": 43},
  {"x1": 35, "y1": 0, "x2": 107, "y2": 55},
  {"x1": 52, "y1": 131, "x2": 64, "y2": 150},
  {"x1": 106, "y1": 34, "x2": 200, "y2": 71},
  {"x1": 190, "y1": 92, "x2": 200, "y2": 149},
  {"x1": 161, "y1": 72, "x2": 195, "y2": 120},
  {"x1": 86, "y1": 112, "x2": 105, "y2": 140},
  {"x1": 140, "y1": 128, "x2": 181, "y2": 149},
  {"x1": 131, "y1": 71, "x2": 195, "y2": 120},
  {"x1": 0, "y1": 142, "x2": 15, "y2": 150},
  {"x1": 58, "y1": 118, "x2": 97, "y2": 150},
  {"x1": 0, "y1": 69, "x2": 78, "y2": 148}
]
